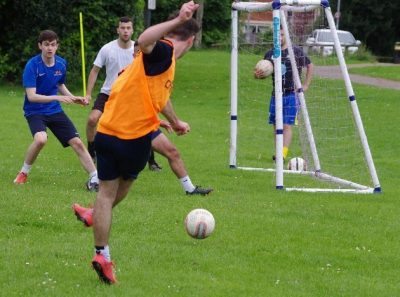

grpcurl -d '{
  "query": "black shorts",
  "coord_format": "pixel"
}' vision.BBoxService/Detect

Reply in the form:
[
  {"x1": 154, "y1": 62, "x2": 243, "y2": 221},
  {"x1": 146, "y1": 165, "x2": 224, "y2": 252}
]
[
  {"x1": 151, "y1": 129, "x2": 162, "y2": 140},
  {"x1": 92, "y1": 93, "x2": 109, "y2": 112},
  {"x1": 26, "y1": 112, "x2": 79, "y2": 147},
  {"x1": 95, "y1": 132, "x2": 152, "y2": 181}
]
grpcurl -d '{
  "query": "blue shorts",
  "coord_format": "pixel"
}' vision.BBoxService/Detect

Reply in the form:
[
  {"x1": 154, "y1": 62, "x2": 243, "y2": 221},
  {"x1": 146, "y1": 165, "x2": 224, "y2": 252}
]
[
  {"x1": 95, "y1": 132, "x2": 152, "y2": 181},
  {"x1": 268, "y1": 92, "x2": 299, "y2": 125},
  {"x1": 26, "y1": 112, "x2": 79, "y2": 147}
]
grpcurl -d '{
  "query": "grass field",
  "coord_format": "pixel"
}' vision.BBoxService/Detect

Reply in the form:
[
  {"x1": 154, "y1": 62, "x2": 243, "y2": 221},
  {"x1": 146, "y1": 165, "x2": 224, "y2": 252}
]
[
  {"x1": 348, "y1": 65, "x2": 400, "y2": 81},
  {"x1": 1, "y1": 50, "x2": 399, "y2": 297}
]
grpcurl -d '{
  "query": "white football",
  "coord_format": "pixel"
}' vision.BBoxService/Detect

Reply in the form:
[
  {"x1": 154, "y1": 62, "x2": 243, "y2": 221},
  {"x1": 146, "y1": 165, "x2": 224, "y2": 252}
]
[
  {"x1": 185, "y1": 208, "x2": 215, "y2": 239},
  {"x1": 287, "y1": 157, "x2": 307, "y2": 171},
  {"x1": 255, "y1": 59, "x2": 274, "y2": 78}
]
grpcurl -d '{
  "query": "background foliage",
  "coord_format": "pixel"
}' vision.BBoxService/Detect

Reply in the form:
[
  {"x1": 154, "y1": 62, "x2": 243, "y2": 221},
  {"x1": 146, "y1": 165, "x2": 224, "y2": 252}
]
[
  {"x1": 0, "y1": 0, "x2": 231, "y2": 83},
  {"x1": 329, "y1": 0, "x2": 400, "y2": 57},
  {"x1": 150, "y1": 0, "x2": 231, "y2": 46},
  {"x1": 0, "y1": 0, "x2": 398, "y2": 83},
  {"x1": 0, "y1": 0, "x2": 145, "y2": 84}
]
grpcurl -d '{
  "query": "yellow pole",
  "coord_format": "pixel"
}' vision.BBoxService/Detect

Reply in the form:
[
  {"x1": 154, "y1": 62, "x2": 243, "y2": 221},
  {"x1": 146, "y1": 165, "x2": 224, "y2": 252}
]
[{"x1": 79, "y1": 12, "x2": 86, "y2": 96}]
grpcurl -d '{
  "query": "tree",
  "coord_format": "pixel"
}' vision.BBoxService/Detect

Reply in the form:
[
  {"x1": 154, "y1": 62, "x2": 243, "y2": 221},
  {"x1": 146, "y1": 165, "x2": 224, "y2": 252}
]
[
  {"x1": 0, "y1": 0, "x2": 143, "y2": 82},
  {"x1": 0, "y1": 0, "x2": 233, "y2": 82},
  {"x1": 150, "y1": 0, "x2": 231, "y2": 47},
  {"x1": 329, "y1": 0, "x2": 400, "y2": 56},
  {"x1": 194, "y1": 0, "x2": 204, "y2": 48}
]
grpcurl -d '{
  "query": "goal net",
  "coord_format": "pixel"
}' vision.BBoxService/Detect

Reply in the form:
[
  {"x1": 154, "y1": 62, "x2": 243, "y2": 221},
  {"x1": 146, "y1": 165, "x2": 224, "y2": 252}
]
[{"x1": 229, "y1": 0, "x2": 381, "y2": 193}]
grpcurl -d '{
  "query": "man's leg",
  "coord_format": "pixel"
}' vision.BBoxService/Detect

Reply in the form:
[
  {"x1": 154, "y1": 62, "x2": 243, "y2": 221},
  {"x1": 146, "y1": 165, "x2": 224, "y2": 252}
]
[
  {"x1": 14, "y1": 132, "x2": 48, "y2": 184},
  {"x1": 152, "y1": 133, "x2": 187, "y2": 178},
  {"x1": 148, "y1": 149, "x2": 162, "y2": 171},
  {"x1": 25, "y1": 132, "x2": 48, "y2": 164},
  {"x1": 281, "y1": 93, "x2": 297, "y2": 159},
  {"x1": 86, "y1": 109, "x2": 103, "y2": 161},
  {"x1": 270, "y1": 93, "x2": 295, "y2": 160},
  {"x1": 73, "y1": 178, "x2": 136, "y2": 227},
  {"x1": 93, "y1": 178, "x2": 133, "y2": 246},
  {"x1": 282, "y1": 124, "x2": 293, "y2": 160},
  {"x1": 152, "y1": 133, "x2": 212, "y2": 195},
  {"x1": 91, "y1": 177, "x2": 133, "y2": 284},
  {"x1": 69, "y1": 137, "x2": 99, "y2": 191},
  {"x1": 69, "y1": 137, "x2": 97, "y2": 174},
  {"x1": 271, "y1": 125, "x2": 291, "y2": 160},
  {"x1": 93, "y1": 179, "x2": 119, "y2": 247}
]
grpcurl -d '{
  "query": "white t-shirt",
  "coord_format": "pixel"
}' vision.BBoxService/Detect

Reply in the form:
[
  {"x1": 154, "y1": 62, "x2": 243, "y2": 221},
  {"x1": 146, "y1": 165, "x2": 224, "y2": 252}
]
[{"x1": 93, "y1": 39, "x2": 135, "y2": 95}]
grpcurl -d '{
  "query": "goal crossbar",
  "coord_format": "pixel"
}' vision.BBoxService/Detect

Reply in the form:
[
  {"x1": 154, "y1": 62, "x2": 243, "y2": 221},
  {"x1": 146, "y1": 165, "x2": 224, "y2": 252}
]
[{"x1": 232, "y1": 0, "x2": 324, "y2": 12}]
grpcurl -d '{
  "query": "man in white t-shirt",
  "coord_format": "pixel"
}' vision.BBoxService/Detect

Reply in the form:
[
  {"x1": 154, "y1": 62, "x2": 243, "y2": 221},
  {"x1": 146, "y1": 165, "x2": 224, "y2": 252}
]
[{"x1": 85, "y1": 16, "x2": 135, "y2": 162}]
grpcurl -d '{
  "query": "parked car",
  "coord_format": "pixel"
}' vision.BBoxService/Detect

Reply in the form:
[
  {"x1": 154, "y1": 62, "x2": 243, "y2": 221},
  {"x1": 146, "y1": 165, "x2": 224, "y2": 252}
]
[{"x1": 305, "y1": 29, "x2": 361, "y2": 56}]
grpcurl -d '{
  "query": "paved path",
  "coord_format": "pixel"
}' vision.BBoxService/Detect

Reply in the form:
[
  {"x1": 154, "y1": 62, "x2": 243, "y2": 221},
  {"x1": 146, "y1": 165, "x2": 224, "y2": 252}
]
[{"x1": 314, "y1": 63, "x2": 400, "y2": 90}]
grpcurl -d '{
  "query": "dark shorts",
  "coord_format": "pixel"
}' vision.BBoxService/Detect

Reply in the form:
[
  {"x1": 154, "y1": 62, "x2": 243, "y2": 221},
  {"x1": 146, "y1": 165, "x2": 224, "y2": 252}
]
[
  {"x1": 268, "y1": 92, "x2": 299, "y2": 125},
  {"x1": 92, "y1": 93, "x2": 109, "y2": 112},
  {"x1": 26, "y1": 112, "x2": 79, "y2": 147},
  {"x1": 95, "y1": 132, "x2": 152, "y2": 181},
  {"x1": 151, "y1": 129, "x2": 162, "y2": 140}
]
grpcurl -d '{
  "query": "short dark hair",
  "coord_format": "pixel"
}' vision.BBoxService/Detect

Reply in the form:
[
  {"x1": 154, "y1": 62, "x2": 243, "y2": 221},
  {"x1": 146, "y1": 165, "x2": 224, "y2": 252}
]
[
  {"x1": 166, "y1": 11, "x2": 200, "y2": 41},
  {"x1": 38, "y1": 30, "x2": 59, "y2": 44},
  {"x1": 119, "y1": 16, "x2": 133, "y2": 24}
]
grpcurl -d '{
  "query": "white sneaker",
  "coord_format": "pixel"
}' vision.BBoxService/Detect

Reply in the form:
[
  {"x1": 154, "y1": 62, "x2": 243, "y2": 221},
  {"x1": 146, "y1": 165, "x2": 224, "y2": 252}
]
[{"x1": 86, "y1": 178, "x2": 99, "y2": 192}]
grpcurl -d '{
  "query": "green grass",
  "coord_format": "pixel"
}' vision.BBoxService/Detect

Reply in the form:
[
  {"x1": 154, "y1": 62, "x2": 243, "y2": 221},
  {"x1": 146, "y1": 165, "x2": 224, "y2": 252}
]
[
  {"x1": 1, "y1": 50, "x2": 400, "y2": 296},
  {"x1": 308, "y1": 46, "x2": 377, "y2": 66},
  {"x1": 349, "y1": 65, "x2": 400, "y2": 81}
]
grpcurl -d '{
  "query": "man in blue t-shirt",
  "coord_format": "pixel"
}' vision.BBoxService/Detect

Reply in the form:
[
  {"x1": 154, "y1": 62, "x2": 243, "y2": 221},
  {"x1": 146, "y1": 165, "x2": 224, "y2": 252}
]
[
  {"x1": 14, "y1": 30, "x2": 99, "y2": 191},
  {"x1": 255, "y1": 29, "x2": 313, "y2": 161}
]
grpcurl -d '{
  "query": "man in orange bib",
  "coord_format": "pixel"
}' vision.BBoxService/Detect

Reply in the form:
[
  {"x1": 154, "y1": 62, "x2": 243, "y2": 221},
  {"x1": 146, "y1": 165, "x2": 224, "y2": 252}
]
[{"x1": 87, "y1": 1, "x2": 201, "y2": 284}]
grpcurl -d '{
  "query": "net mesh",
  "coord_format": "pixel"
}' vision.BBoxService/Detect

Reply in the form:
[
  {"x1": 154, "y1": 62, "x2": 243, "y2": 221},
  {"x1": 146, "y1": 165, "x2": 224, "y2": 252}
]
[{"x1": 233, "y1": 4, "x2": 373, "y2": 189}]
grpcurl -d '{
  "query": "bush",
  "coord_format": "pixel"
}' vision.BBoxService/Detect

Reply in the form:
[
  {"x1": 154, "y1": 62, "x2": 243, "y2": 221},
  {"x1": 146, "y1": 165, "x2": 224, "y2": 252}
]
[
  {"x1": 0, "y1": 52, "x2": 14, "y2": 81},
  {"x1": 349, "y1": 45, "x2": 377, "y2": 63},
  {"x1": 0, "y1": 0, "x2": 233, "y2": 84},
  {"x1": 0, "y1": 0, "x2": 144, "y2": 84}
]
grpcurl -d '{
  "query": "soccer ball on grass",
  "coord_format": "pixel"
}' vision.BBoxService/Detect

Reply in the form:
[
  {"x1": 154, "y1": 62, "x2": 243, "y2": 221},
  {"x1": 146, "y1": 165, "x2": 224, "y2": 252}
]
[
  {"x1": 287, "y1": 157, "x2": 307, "y2": 171},
  {"x1": 184, "y1": 208, "x2": 215, "y2": 239}
]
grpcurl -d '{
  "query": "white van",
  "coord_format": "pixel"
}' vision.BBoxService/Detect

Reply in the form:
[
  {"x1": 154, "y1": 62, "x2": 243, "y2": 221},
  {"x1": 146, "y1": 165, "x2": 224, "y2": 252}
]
[{"x1": 305, "y1": 29, "x2": 361, "y2": 56}]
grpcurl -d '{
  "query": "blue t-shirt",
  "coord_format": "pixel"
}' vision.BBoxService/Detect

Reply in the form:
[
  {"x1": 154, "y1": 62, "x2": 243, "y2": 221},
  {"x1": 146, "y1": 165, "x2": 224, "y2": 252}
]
[
  {"x1": 264, "y1": 46, "x2": 311, "y2": 96},
  {"x1": 22, "y1": 54, "x2": 67, "y2": 117}
]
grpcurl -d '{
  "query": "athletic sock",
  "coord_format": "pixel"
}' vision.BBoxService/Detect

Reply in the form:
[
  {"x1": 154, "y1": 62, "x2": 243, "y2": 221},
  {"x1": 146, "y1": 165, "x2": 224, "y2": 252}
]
[
  {"x1": 283, "y1": 146, "x2": 289, "y2": 159},
  {"x1": 180, "y1": 175, "x2": 195, "y2": 193},
  {"x1": 95, "y1": 245, "x2": 111, "y2": 261},
  {"x1": 21, "y1": 162, "x2": 32, "y2": 174},
  {"x1": 89, "y1": 171, "x2": 99, "y2": 183}
]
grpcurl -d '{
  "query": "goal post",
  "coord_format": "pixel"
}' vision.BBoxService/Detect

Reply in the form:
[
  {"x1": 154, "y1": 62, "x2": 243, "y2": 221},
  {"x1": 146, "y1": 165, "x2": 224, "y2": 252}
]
[{"x1": 229, "y1": 0, "x2": 381, "y2": 193}]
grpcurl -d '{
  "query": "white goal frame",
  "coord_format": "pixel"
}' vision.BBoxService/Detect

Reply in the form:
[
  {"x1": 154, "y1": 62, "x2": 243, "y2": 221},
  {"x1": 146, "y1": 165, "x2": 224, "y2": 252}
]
[{"x1": 229, "y1": 0, "x2": 381, "y2": 193}]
